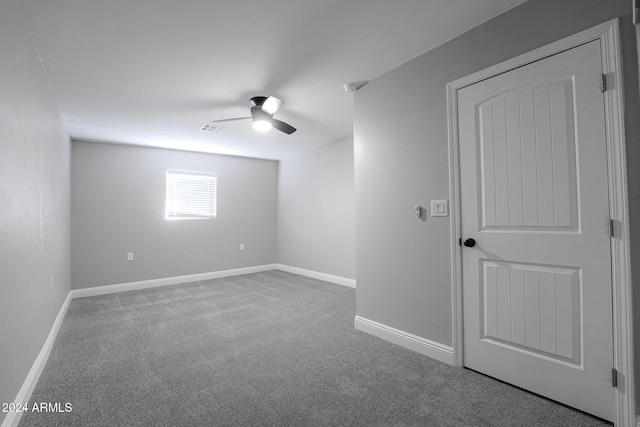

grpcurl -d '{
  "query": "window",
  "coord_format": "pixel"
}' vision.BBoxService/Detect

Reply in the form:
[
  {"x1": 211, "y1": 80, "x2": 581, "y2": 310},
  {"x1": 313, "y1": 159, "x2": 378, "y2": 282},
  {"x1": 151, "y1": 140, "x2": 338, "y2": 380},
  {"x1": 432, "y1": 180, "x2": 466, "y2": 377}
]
[{"x1": 165, "y1": 171, "x2": 217, "y2": 220}]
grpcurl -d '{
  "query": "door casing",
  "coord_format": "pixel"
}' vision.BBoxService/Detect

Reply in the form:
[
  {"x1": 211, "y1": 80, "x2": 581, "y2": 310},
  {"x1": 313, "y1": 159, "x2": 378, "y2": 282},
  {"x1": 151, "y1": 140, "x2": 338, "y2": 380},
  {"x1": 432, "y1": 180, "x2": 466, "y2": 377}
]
[{"x1": 446, "y1": 19, "x2": 634, "y2": 426}]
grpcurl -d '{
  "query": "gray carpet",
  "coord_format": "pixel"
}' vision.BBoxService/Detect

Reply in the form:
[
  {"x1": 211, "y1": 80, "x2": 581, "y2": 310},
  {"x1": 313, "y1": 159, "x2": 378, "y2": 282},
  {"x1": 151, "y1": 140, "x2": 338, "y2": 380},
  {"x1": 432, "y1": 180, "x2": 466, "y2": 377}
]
[{"x1": 19, "y1": 270, "x2": 609, "y2": 426}]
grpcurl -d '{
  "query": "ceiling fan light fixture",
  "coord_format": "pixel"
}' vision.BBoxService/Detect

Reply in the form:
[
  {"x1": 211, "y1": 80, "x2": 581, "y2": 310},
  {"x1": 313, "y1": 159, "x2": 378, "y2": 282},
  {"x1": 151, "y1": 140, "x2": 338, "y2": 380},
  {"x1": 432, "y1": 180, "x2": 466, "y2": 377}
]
[
  {"x1": 252, "y1": 119, "x2": 272, "y2": 132},
  {"x1": 211, "y1": 95, "x2": 296, "y2": 134}
]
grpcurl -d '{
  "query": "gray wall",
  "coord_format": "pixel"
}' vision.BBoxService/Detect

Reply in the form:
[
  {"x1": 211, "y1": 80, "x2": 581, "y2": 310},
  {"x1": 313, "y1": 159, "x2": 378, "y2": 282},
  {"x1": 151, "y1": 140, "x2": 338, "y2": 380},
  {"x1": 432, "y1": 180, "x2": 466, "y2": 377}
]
[
  {"x1": 277, "y1": 135, "x2": 355, "y2": 279},
  {"x1": 0, "y1": 0, "x2": 71, "y2": 422},
  {"x1": 355, "y1": 0, "x2": 639, "y2": 362},
  {"x1": 71, "y1": 142, "x2": 278, "y2": 289}
]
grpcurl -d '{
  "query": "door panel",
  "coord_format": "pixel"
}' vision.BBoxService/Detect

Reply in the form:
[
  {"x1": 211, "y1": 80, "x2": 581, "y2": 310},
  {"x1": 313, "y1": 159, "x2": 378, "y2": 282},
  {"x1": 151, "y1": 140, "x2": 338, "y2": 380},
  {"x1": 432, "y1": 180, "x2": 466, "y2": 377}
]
[
  {"x1": 478, "y1": 79, "x2": 578, "y2": 231},
  {"x1": 459, "y1": 40, "x2": 613, "y2": 421},
  {"x1": 480, "y1": 261, "x2": 581, "y2": 365}
]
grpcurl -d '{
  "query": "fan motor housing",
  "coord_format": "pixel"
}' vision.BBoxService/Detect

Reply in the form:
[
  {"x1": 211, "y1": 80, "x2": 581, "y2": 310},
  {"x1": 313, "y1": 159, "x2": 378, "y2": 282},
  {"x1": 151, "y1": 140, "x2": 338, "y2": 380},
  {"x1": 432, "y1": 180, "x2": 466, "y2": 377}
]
[{"x1": 250, "y1": 96, "x2": 268, "y2": 108}]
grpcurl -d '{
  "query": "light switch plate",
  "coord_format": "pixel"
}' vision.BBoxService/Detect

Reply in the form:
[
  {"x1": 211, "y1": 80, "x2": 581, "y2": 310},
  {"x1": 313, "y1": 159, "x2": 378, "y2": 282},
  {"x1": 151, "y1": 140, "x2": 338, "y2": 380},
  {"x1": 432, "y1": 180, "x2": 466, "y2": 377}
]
[{"x1": 431, "y1": 200, "x2": 448, "y2": 217}]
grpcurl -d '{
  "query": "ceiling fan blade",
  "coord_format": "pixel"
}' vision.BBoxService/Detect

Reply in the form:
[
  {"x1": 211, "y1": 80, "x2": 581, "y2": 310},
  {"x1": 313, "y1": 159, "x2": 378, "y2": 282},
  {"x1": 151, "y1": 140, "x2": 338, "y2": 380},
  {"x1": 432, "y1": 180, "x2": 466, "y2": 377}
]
[
  {"x1": 271, "y1": 119, "x2": 296, "y2": 134},
  {"x1": 210, "y1": 117, "x2": 251, "y2": 123},
  {"x1": 261, "y1": 96, "x2": 284, "y2": 115}
]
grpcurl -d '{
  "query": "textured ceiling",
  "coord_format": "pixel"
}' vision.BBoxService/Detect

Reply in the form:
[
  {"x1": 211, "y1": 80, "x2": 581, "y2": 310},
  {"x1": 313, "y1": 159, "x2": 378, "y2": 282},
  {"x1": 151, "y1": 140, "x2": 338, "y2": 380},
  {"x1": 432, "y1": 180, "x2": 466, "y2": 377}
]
[{"x1": 19, "y1": 0, "x2": 527, "y2": 160}]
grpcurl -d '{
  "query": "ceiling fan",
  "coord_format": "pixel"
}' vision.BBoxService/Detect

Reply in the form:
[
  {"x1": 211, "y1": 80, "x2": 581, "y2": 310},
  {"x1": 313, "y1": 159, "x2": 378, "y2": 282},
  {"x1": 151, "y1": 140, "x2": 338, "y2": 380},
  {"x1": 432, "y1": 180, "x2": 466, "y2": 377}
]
[{"x1": 211, "y1": 96, "x2": 297, "y2": 134}]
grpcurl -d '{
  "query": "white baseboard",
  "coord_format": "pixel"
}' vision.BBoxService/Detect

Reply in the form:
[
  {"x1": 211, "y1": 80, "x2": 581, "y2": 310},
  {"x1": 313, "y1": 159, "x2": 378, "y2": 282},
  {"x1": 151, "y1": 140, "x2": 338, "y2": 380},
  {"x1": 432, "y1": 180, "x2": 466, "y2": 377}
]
[
  {"x1": 354, "y1": 315, "x2": 453, "y2": 365},
  {"x1": 275, "y1": 264, "x2": 356, "y2": 288},
  {"x1": 1, "y1": 292, "x2": 73, "y2": 427},
  {"x1": 70, "y1": 264, "x2": 280, "y2": 298},
  {"x1": 70, "y1": 264, "x2": 355, "y2": 299}
]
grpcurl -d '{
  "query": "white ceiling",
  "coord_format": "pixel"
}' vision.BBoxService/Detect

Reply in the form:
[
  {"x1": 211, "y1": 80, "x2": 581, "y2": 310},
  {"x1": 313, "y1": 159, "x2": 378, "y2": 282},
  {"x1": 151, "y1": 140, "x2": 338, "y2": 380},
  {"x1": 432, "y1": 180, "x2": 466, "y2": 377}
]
[{"x1": 19, "y1": 0, "x2": 527, "y2": 160}]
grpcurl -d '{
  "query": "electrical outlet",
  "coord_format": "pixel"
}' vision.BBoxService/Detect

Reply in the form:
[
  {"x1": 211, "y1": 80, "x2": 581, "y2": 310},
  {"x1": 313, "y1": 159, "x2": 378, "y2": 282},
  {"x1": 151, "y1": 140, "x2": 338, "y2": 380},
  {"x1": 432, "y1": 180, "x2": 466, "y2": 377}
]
[
  {"x1": 127, "y1": 252, "x2": 134, "y2": 261},
  {"x1": 240, "y1": 244, "x2": 245, "y2": 251}
]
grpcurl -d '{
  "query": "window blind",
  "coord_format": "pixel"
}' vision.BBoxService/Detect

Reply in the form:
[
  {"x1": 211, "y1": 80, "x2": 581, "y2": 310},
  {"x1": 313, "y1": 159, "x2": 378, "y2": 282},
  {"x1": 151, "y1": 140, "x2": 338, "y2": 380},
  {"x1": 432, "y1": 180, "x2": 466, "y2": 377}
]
[{"x1": 165, "y1": 171, "x2": 217, "y2": 219}]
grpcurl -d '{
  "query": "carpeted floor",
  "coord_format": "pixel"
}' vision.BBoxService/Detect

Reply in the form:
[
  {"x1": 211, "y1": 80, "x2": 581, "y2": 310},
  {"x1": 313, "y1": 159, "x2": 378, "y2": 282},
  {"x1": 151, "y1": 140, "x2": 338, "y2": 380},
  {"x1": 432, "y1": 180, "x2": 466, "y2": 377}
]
[{"x1": 19, "y1": 270, "x2": 610, "y2": 426}]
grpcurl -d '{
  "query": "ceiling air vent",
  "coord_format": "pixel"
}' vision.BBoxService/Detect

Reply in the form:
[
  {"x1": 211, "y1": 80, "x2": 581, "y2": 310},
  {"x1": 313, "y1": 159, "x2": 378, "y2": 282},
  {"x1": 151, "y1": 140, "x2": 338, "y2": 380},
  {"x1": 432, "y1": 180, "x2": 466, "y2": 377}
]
[{"x1": 200, "y1": 124, "x2": 220, "y2": 133}]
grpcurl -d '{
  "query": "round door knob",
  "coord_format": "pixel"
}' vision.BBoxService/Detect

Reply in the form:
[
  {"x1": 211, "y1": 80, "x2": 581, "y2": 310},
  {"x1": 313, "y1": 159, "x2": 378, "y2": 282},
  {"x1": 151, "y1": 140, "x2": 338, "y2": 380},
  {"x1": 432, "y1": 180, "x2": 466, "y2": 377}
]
[{"x1": 463, "y1": 238, "x2": 476, "y2": 248}]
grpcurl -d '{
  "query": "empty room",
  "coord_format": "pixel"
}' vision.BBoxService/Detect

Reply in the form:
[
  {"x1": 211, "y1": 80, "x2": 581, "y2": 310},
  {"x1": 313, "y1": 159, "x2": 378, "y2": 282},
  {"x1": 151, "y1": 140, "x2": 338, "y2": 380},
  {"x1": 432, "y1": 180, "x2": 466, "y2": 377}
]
[{"x1": 2, "y1": 0, "x2": 640, "y2": 426}]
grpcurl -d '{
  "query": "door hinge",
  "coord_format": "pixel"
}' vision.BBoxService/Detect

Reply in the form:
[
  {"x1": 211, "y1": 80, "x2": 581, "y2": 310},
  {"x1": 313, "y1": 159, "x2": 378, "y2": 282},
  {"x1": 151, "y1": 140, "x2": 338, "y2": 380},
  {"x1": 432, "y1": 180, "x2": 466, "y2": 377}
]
[
  {"x1": 601, "y1": 73, "x2": 608, "y2": 92},
  {"x1": 609, "y1": 218, "x2": 615, "y2": 238},
  {"x1": 612, "y1": 368, "x2": 619, "y2": 388}
]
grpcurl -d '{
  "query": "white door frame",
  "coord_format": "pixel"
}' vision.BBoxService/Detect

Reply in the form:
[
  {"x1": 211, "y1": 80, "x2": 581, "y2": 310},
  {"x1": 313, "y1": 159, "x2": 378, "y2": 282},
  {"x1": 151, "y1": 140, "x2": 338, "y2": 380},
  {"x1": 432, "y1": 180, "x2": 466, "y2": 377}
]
[{"x1": 446, "y1": 19, "x2": 634, "y2": 426}]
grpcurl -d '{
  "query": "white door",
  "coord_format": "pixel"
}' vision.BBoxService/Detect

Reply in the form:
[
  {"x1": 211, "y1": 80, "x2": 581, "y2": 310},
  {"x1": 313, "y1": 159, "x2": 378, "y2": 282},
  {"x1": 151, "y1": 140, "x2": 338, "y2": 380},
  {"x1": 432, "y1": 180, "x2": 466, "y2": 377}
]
[{"x1": 459, "y1": 40, "x2": 613, "y2": 421}]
